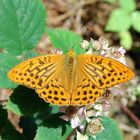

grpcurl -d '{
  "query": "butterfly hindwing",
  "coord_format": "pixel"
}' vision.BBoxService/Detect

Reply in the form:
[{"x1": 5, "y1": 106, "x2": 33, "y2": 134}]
[
  {"x1": 70, "y1": 66, "x2": 105, "y2": 106},
  {"x1": 36, "y1": 77, "x2": 70, "y2": 106},
  {"x1": 71, "y1": 77, "x2": 105, "y2": 106},
  {"x1": 7, "y1": 50, "x2": 134, "y2": 106}
]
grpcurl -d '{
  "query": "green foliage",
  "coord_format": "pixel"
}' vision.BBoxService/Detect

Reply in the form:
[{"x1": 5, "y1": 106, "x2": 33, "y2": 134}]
[
  {"x1": 0, "y1": 122, "x2": 26, "y2": 140},
  {"x1": 0, "y1": 0, "x2": 46, "y2": 89},
  {"x1": 0, "y1": 53, "x2": 21, "y2": 88},
  {"x1": 105, "y1": 0, "x2": 140, "y2": 50},
  {"x1": 119, "y1": 31, "x2": 132, "y2": 50},
  {"x1": 119, "y1": 0, "x2": 136, "y2": 12},
  {"x1": 132, "y1": 85, "x2": 140, "y2": 96},
  {"x1": 0, "y1": 0, "x2": 46, "y2": 55},
  {"x1": 103, "y1": 0, "x2": 116, "y2": 4},
  {"x1": 19, "y1": 116, "x2": 38, "y2": 140},
  {"x1": 131, "y1": 11, "x2": 140, "y2": 32},
  {"x1": 89, "y1": 116, "x2": 123, "y2": 140},
  {"x1": 6, "y1": 86, "x2": 50, "y2": 116},
  {"x1": 35, "y1": 115, "x2": 72, "y2": 140},
  {"x1": 0, "y1": 105, "x2": 7, "y2": 131},
  {"x1": 47, "y1": 28, "x2": 85, "y2": 54},
  {"x1": 0, "y1": 105, "x2": 25, "y2": 140},
  {"x1": 0, "y1": 0, "x2": 127, "y2": 139},
  {"x1": 35, "y1": 125, "x2": 72, "y2": 140},
  {"x1": 105, "y1": 9, "x2": 131, "y2": 32}
]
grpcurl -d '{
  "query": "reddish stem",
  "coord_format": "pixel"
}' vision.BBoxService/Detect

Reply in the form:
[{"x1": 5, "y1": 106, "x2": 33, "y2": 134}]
[
  {"x1": 0, "y1": 99, "x2": 8, "y2": 103},
  {"x1": 121, "y1": 106, "x2": 140, "y2": 129},
  {"x1": 66, "y1": 129, "x2": 76, "y2": 140}
]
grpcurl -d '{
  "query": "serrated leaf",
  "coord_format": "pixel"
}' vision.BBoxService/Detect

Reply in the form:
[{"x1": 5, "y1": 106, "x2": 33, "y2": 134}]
[
  {"x1": 119, "y1": 31, "x2": 132, "y2": 50},
  {"x1": 33, "y1": 105, "x2": 59, "y2": 127},
  {"x1": 0, "y1": 121, "x2": 25, "y2": 140},
  {"x1": 6, "y1": 86, "x2": 49, "y2": 116},
  {"x1": 35, "y1": 124, "x2": 72, "y2": 140},
  {"x1": 19, "y1": 116, "x2": 37, "y2": 140},
  {"x1": 131, "y1": 11, "x2": 140, "y2": 32},
  {"x1": 23, "y1": 50, "x2": 38, "y2": 59},
  {"x1": 0, "y1": 105, "x2": 8, "y2": 131},
  {"x1": 0, "y1": 0, "x2": 46, "y2": 55},
  {"x1": 47, "y1": 28, "x2": 85, "y2": 54},
  {"x1": 105, "y1": 9, "x2": 131, "y2": 32},
  {"x1": 133, "y1": 85, "x2": 140, "y2": 96},
  {"x1": 89, "y1": 116, "x2": 123, "y2": 140},
  {"x1": 0, "y1": 53, "x2": 21, "y2": 88},
  {"x1": 35, "y1": 113, "x2": 72, "y2": 140},
  {"x1": 119, "y1": 0, "x2": 136, "y2": 12}
]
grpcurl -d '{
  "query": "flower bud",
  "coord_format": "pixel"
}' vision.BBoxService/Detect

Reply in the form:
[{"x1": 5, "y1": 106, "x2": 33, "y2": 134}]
[{"x1": 87, "y1": 118, "x2": 104, "y2": 136}]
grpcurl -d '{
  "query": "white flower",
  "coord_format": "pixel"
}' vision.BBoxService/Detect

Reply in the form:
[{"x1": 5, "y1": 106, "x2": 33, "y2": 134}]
[
  {"x1": 94, "y1": 104, "x2": 103, "y2": 117},
  {"x1": 50, "y1": 48, "x2": 63, "y2": 54},
  {"x1": 79, "y1": 125, "x2": 85, "y2": 132},
  {"x1": 71, "y1": 116, "x2": 81, "y2": 129},
  {"x1": 85, "y1": 48, "x2": 93, "y2": 54},
  {"x1": 70, "y1": 107, "x2": 86, "y2": 128},
  {"x1": 92, "y1": 40, "x2": 101, "y2": 50},
  {"x1": 108, "y1": 46, "x2": 126, "y2": 65},
  {"x1": 98, "y1": 36, "x2": 110, "y2": 50},
  {"x1": 102, "y1": 101, "x2": 111, "y2": 111},
  {"x1": 76, "y1": 130, "x2": 89, "y2": 140},
  {"x1": 81, "y1": 40, "x2": 89, "y2": 50},
  {"x1": 83, "y1": 37, "x2": 127, "y2": 66}
]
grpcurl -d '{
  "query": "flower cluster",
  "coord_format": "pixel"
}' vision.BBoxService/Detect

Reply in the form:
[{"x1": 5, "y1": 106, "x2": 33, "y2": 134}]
[
  {"x1": 60, "y1": 105, "x2": 104, "y2": 139},
  {"x1": 81, "y1": 36, "x2": 126, "y2": 64},
  {"x1": 60, "y1": 37, "x2": 136, "y2": 139}
]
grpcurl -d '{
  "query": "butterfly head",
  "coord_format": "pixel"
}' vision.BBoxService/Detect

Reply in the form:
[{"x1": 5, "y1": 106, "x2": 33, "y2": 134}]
[{"x1": 67, "y1": 48, "x2": 75, "y2": 57}]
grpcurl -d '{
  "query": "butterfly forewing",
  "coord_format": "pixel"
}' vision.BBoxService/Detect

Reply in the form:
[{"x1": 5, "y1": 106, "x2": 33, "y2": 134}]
[
  {"x1": 8, "y1": 50, "x2": 135, "y2": 106},
  {"x1": 8, "y1": 55, "x2": 65, "y2": 89},
  {"x1": 77, "y1": 54, "x2": 134, "y2": 89}
]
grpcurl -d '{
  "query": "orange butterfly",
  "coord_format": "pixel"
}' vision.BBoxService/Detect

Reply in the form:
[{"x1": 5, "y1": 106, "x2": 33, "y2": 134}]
[{"x1": 8, "y1": 49, "x2": 134, "y2": 106}]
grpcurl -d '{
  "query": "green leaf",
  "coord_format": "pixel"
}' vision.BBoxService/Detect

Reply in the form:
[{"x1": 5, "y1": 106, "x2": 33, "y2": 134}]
[
  {"x1": 0, "y1": 0, "x2": 46, "y2": 55},
  {"x1": 19, "y1": 116, "x2": 37, "y2": 140},
  {"x1": 131, "y1": 11, "x2": 140, "y2": 32},
  {"x1": 0, "y1": 121, "x2": 25, "y2": 140},
  {"x1": 0, "y1": 53, "x2": 21, "y2": 88},
  {"x1": 105, "y1": 9, "x2": 131, "y2": 32},
  {"x1": 103, "y1": 0, "x2": 116, "y2": 4},
  {"x1": 23, "y1": 50, "x2": 38, "y2": 59},
  {"x1": 35, "y1": 126, "x2": 72, "y2": 140},
  {"x1": 0, "y1": 107, "x2": 25, "y2": 140},
  {"x1": 0, "y1": 105, "x2": 8, "y2": 131},
  {"x1": 119, "y1": 0, "x2": 136, "y2": 12},
  {"x1": 35, "y1": 118, "x2": 72, "y2": 140},
  {"x1": 133, "y1": 85, "x2": 140, "y2": 96},
  {"x1": 47, "y1": 28, "x2": 85, "y2": 54},
  {"x1": 119, "y1": 31, "x2": 132, "y2": 50},
  {"x1": 33, "y1": 105, "x2": 59, "y2": 127},
  {"x1": 89, "y1": 116, "x2": 123, "y2": 140},
  {"x1": 6, "y1": 86, "x2": 49, "y2": 116}
]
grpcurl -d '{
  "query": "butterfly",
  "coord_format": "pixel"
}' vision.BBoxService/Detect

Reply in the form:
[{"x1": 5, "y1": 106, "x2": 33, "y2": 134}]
[{"x1": 8, "y1": 49, "x2": 134, "y2": 106}]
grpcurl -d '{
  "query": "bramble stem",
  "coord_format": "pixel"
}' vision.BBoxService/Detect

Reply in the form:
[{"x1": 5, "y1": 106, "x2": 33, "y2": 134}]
[{"x1": 121, "y1": 106, "x2": 140, "y2": 129}]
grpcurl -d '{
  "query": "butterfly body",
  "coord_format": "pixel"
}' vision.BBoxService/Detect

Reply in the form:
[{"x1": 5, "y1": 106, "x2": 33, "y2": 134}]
[
  {"x1": 8, "y1": 49, "x2": 134, "y2": 106},
  {"x1": 63, "y1": 49, "x2": 77, "y2": 92}
]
